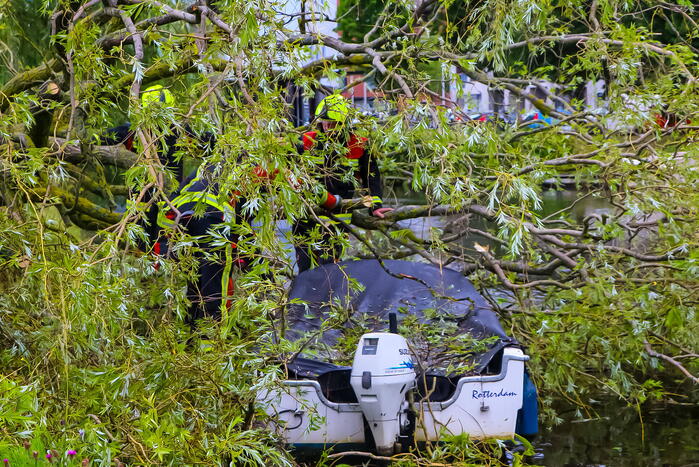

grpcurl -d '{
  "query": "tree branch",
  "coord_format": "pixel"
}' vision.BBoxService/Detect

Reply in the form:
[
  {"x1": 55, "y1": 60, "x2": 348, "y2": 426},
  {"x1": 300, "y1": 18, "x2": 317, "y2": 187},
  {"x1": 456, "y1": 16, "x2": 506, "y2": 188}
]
[
  {"x1": 0, "y1": 59, "x2": 61, "y2": 111},
  {"x1": 51, "y1": 137, "x2": 138, "y2": 169},
  {"x1": 28, "y1": 185, "x2": 122, "y2": 225},
  {"x1": 645, "y1": 341, "x2": 699, "y2": 384}
]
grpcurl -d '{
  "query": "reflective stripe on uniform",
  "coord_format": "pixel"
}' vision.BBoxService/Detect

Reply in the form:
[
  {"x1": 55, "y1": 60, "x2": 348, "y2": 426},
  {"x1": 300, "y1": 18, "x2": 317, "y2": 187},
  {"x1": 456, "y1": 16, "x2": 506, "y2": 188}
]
[
  {"x1": 157, "y1": 215, "x2": 175, "y2": 229},
  {"x1": 340, "y1": 158, "x2": 359, "y2": 169},
  {"x1": 308, "y1": 154, "x2": 325, "y2": 165},
  {"x1": 220, "y1": 242, "x2": 233, "y2": 323},
  {"x1": 156, "y1": 200, "x2": 175, "y2": 229},
  {"x1": 318, "y1": 212, "x2": 352, "y2": 225},
  {"x1": 157, "y1": 173, "x2": 234, "y2": 229},
  {"x1": 171, "y1": 191, "x2": 227, "y2": 213},
  {"x1": 372, "y1": 196, "x2": 383, "y2": 205}
]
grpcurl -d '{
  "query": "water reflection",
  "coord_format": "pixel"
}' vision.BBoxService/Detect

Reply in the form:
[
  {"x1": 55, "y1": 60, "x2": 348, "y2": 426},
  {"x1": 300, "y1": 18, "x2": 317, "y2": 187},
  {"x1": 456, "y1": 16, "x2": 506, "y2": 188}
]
[{"x1": 539, "y1": 400, "x2": 699, "y2": 466}]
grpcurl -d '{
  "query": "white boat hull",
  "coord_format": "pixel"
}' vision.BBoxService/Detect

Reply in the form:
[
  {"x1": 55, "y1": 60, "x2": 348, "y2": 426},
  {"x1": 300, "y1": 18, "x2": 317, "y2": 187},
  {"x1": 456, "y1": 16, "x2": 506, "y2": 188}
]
[{"x1": 259, "y1": 347, "x2": 529, "y2": 450}]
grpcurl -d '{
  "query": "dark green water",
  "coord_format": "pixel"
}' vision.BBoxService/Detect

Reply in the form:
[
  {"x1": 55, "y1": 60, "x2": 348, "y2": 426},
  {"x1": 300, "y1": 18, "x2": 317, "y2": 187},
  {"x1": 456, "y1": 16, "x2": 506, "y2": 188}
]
[{"x1": 538, "y1": 401, "x2": 699, "y2": 466}]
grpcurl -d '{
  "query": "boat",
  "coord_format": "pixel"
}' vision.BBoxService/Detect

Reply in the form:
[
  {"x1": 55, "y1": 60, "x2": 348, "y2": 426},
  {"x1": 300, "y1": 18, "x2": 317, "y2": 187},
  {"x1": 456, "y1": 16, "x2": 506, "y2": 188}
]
[{"x1": 259, "y1": 259, "x2": 538, "y2": 455}]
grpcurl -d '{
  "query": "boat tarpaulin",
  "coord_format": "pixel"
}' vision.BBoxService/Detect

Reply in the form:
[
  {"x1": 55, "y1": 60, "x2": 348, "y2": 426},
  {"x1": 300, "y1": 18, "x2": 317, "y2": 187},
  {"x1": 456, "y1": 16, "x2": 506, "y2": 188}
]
[{"x1": 284, "y1": 260, "x2": 516, "y2": 378}]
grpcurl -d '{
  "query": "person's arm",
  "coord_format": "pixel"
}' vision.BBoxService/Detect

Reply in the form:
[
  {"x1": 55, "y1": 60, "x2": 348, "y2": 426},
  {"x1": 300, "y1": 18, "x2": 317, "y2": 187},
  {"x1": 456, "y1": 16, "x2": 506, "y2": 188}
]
[
  {"x1": 359, "y1": 143, "x2": 393, "y2": 218},
  {"x1": 293, "y1": 131, "x2": 341, "y2": 210},
  {"x1": 101, "y1": 123, "x2": 135, "y2": 150},
  {"x1": 161, "y1": 129, "x2": 184, "y2": 182},
  {"x1": 161, "y1": 124, "x2": 219, "y2": 183},
  {"x1": 182, "y1": 124, "x2": 217, "y2": 153}
]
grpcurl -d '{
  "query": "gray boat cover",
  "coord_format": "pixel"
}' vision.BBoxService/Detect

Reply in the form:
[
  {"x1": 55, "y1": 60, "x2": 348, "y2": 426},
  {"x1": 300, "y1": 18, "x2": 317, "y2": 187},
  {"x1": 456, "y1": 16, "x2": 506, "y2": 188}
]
[{"x1": 284, "y1": 260, "x2": 516, "y2": 379}]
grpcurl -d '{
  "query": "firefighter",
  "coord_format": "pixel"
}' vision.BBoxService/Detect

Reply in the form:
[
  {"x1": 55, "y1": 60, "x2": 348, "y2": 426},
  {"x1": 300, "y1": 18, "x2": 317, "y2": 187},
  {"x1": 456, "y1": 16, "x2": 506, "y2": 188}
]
[
  {"x1": 103, "y1": 85, "x2": 215, "y2": 247},
  {"x1": 103, "y1": 85, "x2": 230, "y2": 323},
  {"x1": 156, "y1": 163, "x2": 250, "y2": 324},
  {"x1": 293, "y1": 94, "x2": 393, "y2": 272},
  {"x1": 103, "y1": 85, "x2": 207, "y2": 185}
]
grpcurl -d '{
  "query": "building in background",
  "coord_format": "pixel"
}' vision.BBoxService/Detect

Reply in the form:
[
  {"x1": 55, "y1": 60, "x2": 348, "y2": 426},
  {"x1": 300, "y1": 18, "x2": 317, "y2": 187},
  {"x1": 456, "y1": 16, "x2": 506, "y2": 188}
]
[{"x1": 283, "y1": 1, "x2": 607, "y2": 125}]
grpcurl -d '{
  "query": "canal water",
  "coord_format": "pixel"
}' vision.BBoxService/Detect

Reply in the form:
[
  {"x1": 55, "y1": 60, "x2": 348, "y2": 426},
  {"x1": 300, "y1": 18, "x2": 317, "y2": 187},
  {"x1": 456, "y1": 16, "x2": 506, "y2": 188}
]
[
  {"x1": 388, "y1": 187, "x2": 699, "y2": 466},
  {"x1": 538, "y1": 399, "x2": 699, "y2": 466}
]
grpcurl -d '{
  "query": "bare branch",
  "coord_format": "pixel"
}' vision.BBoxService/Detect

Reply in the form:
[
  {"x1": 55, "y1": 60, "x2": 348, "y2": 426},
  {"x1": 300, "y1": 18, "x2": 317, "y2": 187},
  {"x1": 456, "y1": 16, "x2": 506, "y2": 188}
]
[
  {"x1": 51, "y1": 137, "x2": 138, "y2": 169},
  {"x1": 645, "y1": 341, "x2": 699, "y2": 384},
  {"x1": 501, "y1": 34, "x2": 695, "y2": 82},
  {"x1": 197, "y1": 5, "x2": 235, "y2": 38},
  {"x1": 517, "y1": 155, "x2": 608, "y2": 176},
  {"x1": 72, "y1": 0, "x2": 101, "y2": 23},
  {"x1": 98, "y1": 6, "x2": 198, "y2": 50},
  {"x1": 476, "y1": 245, "x2": 575, "y2": 290},
  {"x1": 102, "y1": 7, "x2": 144, "y2": 100},
  {"x1": 367, "y1": 48, "x2": 414, "y2": 98}
]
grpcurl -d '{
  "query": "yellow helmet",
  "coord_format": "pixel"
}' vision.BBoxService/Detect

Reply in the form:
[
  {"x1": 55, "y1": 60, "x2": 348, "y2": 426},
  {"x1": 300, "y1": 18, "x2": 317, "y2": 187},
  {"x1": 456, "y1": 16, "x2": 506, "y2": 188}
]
[
  {"x1": 141, "y1": 84, "x2": 175, "y2": 107},
  {"x1": 315, "y1": 94, "x2": 350, "y2": 123}
]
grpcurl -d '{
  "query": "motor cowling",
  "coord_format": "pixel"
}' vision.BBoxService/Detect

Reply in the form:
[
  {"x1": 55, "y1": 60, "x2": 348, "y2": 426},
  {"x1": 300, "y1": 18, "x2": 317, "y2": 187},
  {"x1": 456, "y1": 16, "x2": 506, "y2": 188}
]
[{"x1": 350, "y1": 332, "x2": 416, "y2": 455}]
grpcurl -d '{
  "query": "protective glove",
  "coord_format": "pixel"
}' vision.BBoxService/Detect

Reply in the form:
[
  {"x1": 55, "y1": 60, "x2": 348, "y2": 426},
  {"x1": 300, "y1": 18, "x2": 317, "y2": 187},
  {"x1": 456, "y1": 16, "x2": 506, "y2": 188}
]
[
  {"x1": 371, "y1": 207, "x2": 394, "y2": 219},
  {"x1": 320, "y1": 192, "x2": 342, "y2": 210}
]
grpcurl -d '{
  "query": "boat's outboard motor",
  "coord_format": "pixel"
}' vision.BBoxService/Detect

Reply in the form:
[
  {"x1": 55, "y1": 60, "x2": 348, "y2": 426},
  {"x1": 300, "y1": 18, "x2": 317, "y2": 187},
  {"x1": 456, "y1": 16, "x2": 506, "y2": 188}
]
[{"x1": 350, "y1": 332, "x2": 416, "y2": 455}]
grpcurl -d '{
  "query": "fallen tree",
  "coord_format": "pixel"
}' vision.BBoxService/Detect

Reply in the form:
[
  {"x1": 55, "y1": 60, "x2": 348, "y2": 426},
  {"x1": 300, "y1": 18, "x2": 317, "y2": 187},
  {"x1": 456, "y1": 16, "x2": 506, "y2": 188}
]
[{"x1": 0, "y1": 0, "x2": 697, "y2": 464}]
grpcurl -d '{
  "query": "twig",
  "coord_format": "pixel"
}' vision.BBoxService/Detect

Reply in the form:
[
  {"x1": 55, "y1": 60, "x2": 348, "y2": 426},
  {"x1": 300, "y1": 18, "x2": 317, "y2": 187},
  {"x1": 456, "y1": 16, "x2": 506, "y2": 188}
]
[
  {"x1": 327, "y1": 450, "x2": 450, "y2": 466},
  {"x1": 367, "y1": 47, "x2": 414, "y2": 98},
  {"x1": 475, "y1": 245, "x2": 573, "y2": 290},
  {"x1": 645, "y1": 341, "x2": 699, "y2": 384},
  {"x1": 185, "y1": 64, "x2": 232, "y2": 119},
  {"x1": 102, "y1": 7, "x2": 145, "y2": 100}
]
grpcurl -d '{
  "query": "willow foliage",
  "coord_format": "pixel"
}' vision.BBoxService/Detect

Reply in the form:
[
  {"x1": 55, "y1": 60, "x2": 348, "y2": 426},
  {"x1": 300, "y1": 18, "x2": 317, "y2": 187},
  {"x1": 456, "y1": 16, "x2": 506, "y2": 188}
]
[{"x1": 0, "y1": 0, "x2": 697, "y2": 464}]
